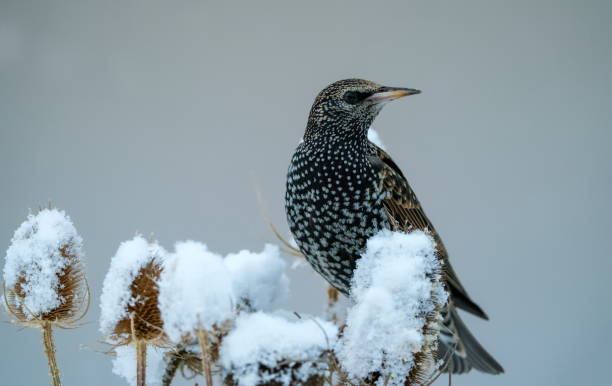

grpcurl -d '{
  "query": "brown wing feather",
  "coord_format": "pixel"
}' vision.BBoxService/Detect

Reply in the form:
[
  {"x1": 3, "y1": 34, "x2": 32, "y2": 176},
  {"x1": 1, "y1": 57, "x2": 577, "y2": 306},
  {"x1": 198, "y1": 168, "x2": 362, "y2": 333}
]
[{"x1": 369, "y1": 144, "x2": 488, "y2": 320}]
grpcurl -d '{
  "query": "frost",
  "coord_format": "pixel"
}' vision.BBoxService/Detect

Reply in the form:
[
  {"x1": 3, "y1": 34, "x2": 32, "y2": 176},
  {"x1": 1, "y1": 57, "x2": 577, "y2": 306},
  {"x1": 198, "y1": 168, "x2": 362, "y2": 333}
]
[
  {"x1": 367, "y1": 128, "x2": 386, "y2": 150},
  {"x1": 99, "y1": 236, "x2": 166, "y2": 337},
  {"x1": 159, "y1": 241, "x2": 235, "y2": 342},
  {"x1": 224, "y1": 244, "x2": 289, "y2": 311},
  {"x1": 220, "y1": 312, "x2": 337, "y2": 386},
  {"x1": 112, "y1": 345, "x2": 166, "y2": 386},
  {"x1": 3, "y1": 209, "x2": 84, "y2": 319},
  {"x1": 336, "y1": 230, "x2": 448, "y2": 386}
]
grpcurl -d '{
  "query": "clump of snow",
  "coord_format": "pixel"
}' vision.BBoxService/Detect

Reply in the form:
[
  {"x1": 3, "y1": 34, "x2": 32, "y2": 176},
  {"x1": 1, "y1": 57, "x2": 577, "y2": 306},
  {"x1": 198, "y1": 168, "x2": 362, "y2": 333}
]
[
  {"x1": 3, "y1": 208, "x2": 84, "y2": 319},
  {"x1": 220, "y1": 312, "x2": 337, "y2": 386},
  {"x1": 336, "y1": 230, "x2": 447, "y2": 386},
  {"x1": 224, "y1": 244, "x2": 289, "y2": 311},
  {"x1": 159, "y1": 241, "x2": 235, "y2": 342},
  {"x1": 99, "y1": 236, "x2": 166, "y2": 337},
  {"x1": 367, "y1": 128, "x2": 386, "y2": 150},
  {"x1": 112, "y1": 345, "x2": 166, "y2": 386}
]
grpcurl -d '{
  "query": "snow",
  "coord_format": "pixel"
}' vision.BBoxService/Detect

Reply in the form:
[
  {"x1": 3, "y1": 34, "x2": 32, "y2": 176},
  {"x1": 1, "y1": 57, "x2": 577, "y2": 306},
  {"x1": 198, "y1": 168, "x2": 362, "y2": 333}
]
[
  {"x1": 367, "y1": 128, "x2": 386, "y2": 150},
  {"x1": 3, "y1": 208, "x2": 84, "y2": 319},
  {"x1": 159, "y1": 241, "x2": 235, "y2": 342},
  {"x1": 335, "y1": 230, "x2": 448, "y2": 386},
  {"x1": 99, "y1": 235, "x2": 166, "y2": 337},
  {"x1": 112, "y1": 345, "x2": 166, "y2": 386},
  {"x1": 98, "y1": 227, "x2": 446, "y2": 385},
  {"x1": 220, "y1": 312, "x2": 337, "y2": 386},
  {"x1": 224, "y1": 244, "x2": 289, "y2": 311}
]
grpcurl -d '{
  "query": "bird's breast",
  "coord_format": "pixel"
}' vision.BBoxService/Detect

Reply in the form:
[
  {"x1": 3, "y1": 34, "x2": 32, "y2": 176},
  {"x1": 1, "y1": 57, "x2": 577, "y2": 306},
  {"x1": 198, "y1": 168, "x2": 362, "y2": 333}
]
[{"x1": 285, "y1": 145, "x2": 389, "y2": 292}]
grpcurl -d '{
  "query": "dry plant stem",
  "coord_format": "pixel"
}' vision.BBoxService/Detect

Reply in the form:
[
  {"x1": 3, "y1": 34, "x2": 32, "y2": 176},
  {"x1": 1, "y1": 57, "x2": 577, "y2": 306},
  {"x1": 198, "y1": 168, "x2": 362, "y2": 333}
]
[
  {"x1": 326, "y1": 286, "x2": 340, "y2": 324},
  {"x1": 136, "y1": 340, "x2": 147, "y2": 386},
  {"x1": 197, "y1": 329, "x2": 214, "y2": 386},
  {"x1": 41, "y1": 321, "x2": 62, "y2": 386}
]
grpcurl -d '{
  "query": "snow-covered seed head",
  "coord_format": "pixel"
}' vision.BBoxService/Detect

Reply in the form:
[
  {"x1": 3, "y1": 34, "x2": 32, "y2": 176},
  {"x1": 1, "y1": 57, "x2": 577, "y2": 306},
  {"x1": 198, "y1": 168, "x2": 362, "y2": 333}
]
[
  {"x1": 224, "y1": 244, "x2": 289, "y2": 313},
  {"x1": 113, "y1": 259, "x2": 164, "y2": 343},
  {"x1": 220, "y1": 312, "x2": 338, "y2": 386},
  {"x1": 99, "y1": 236, "x2": 166, "y2": 345},
  {"x1": 158, "y1": 240, "x2": 235, "y2": 343},
  {"x1": 3, "y1": 208, "x2": 88, "y2": 326},
  {"x1": 336, "y1": 230, "x2": 448, "y2": 386}
]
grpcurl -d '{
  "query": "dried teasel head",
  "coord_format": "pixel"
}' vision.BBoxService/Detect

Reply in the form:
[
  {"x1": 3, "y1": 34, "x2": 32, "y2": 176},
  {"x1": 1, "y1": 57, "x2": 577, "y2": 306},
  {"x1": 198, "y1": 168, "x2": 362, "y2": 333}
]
[
  {"x1": 219, "y1": 312, "x2": 337, "y2": 386},
  {"x1": 334, "y1": 230, "x2": 449, "y2": 386},
  {"x1": 99, "y1": 235, "x2": 166, "y2": 346},
  {"x1": 3, "y1": 208, "x2": 89, "y2": 327},
  {"x1": 114, "y1": 259, "x2": 163, "y2": 343}
]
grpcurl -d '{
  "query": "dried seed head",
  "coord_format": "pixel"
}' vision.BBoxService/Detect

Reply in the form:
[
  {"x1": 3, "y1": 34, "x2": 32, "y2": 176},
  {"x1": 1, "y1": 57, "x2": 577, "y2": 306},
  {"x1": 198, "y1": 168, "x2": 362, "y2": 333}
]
[
  {"x1": 113, "y1": 260, "x2": 164, "y2": 343},
  {"x1": 158, "y1": 241, "x2": 234, "y2": 343},
  {"x1": 335, "y1": 230, "x2": 448, "y2": 386},
  {"x1": 219, "y1": 312, "x2": 337, "y2": 386},
  {"x1": 3, "y1": 208, "x2": 88, "y2": 326},
  {"x1": 99, "y1": 236, "x2": 166, "y2": 346}
]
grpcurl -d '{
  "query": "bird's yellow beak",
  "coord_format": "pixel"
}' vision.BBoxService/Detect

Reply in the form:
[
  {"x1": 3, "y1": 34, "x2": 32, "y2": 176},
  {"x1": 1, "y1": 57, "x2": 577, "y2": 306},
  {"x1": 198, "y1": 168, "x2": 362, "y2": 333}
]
[{"x1": 366, "y1": 87, "x2": 421, "y2": 103}]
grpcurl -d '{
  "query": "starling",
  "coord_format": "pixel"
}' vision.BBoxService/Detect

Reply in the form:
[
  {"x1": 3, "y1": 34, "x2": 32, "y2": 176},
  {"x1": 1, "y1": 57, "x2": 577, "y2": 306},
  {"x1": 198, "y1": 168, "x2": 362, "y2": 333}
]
[{"x1": 285, "y1": 79, "x2": 504, "y2": 375}]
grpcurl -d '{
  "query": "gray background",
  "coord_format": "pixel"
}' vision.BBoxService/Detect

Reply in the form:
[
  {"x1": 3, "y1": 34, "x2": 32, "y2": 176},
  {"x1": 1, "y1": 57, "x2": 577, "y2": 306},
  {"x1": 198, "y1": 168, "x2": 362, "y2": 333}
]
[{"x1": 1, "y1": 1, "x2": 611, "y2": 385}]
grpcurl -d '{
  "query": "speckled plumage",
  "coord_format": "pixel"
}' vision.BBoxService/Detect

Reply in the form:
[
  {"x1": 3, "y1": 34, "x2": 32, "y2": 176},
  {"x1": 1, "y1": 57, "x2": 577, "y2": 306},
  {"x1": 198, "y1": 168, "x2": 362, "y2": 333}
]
[
  {"x1": 286, "y1": 129, "x2": 387, "y2": 293},
  {"x1": 285, "y1": 79, "x2": 504, "y2": 376}
]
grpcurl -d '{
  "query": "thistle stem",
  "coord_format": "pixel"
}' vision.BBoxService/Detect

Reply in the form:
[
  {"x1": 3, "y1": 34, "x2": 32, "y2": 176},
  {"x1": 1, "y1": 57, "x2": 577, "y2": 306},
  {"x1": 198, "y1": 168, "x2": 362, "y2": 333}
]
[
  {"x1": 326, "y1": 286, "x2": 340, "y2": 323},
  {"x1": 197, "y1": 329, "x2": 214, "y2": 386},
  {"x1": 41, "y1": 322, "x2": 62, "y2": 386},
  {"x1": 136, "y1": 340, "x2": 147, "y2": 386}
]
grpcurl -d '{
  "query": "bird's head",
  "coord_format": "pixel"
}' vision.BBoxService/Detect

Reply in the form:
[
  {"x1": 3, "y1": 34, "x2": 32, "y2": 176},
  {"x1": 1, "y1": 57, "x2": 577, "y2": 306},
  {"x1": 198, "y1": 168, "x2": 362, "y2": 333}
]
[{"x1": 305, "y1": 78, "x2": 420, "y2": 141}]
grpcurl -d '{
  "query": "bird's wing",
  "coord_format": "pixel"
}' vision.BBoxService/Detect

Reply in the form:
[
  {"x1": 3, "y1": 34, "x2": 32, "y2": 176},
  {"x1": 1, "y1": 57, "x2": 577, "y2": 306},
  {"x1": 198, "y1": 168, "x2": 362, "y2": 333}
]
[{"x1": 368, "y1": 143, "x2": 489, "y2": 320}]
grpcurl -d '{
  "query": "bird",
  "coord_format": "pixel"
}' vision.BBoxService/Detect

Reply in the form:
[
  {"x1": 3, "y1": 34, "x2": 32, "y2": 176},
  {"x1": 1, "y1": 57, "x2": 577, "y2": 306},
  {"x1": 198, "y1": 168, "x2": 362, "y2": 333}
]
[{"x1": 285, "y1": 78, "x2": 504, "y2": 376}]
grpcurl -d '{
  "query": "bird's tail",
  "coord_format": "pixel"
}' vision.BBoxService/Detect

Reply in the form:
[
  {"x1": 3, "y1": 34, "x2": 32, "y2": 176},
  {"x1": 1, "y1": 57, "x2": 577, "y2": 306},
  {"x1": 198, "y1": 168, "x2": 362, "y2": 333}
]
[{"x1": 437, "y1": 307, "x2": 504, "y2": 374}]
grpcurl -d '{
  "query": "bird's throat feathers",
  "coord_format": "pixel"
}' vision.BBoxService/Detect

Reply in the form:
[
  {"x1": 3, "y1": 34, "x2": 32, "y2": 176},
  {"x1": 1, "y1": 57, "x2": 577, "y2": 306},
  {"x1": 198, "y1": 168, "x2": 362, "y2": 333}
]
[{"x1": 304, "y1": 109, "x2": 380, "y2": 144}]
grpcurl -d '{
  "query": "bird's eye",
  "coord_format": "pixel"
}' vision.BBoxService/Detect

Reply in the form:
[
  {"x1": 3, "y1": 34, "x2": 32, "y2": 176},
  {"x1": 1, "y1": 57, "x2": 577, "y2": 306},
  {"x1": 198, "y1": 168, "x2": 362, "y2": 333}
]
[{"x1": 343, "y1": 91, "x2": 372, "y2": 105}]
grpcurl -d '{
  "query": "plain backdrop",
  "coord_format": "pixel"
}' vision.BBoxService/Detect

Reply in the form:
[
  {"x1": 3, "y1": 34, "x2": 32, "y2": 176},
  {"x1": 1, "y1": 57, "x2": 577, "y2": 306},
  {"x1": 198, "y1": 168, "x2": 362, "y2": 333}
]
[{"x1": 1, "y1": 1, "x2": 611, "y2": 385}]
